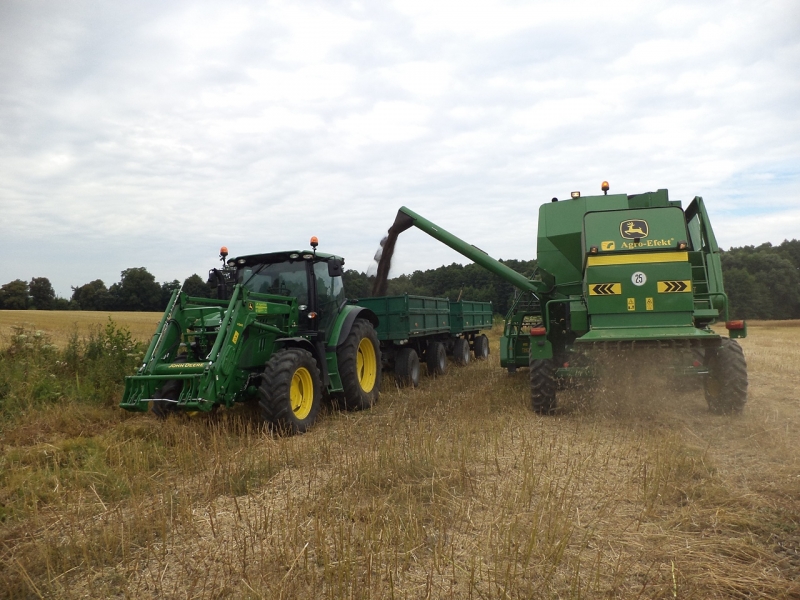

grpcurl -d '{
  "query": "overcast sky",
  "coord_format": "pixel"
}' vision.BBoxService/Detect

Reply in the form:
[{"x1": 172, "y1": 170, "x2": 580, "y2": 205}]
[{"x1": 2, "y1": 0, "x2": 798, "y2": 298}]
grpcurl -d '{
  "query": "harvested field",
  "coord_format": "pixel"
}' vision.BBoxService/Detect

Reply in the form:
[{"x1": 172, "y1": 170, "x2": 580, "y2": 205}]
[
  {"x1": 0, "y1": 318, "x2": 798, "y2": 598},
  {"x1": 0, "y1": 310, "x2": 161, "y2": 347}
]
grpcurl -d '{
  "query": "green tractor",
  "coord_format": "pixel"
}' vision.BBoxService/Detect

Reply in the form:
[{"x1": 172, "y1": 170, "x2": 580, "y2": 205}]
[
  {"x1": 384, "y1": 183, "x2": 748, "y2": 415},
  {"x1": 120, "y1": 240, "x2": 381, "y2": 434}
]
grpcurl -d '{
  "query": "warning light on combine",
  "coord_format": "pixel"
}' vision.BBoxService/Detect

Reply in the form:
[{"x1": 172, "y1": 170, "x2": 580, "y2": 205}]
[
  {"x1": 601, "y1": 181, "x2": 609, "y2": 194},
  {"x1": 310, "y1": 236, "x2": 319, "y2": 248},
  {"x1": 220, "y1": 246, "x2": 228, "y2": 258},
  {"x1": 726, "y1": 320, "x2": 745, "y2": 330}
]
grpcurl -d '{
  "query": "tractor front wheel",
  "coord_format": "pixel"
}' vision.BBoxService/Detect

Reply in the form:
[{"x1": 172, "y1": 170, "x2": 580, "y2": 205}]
[
  {"x1": 426, "y1": 342, "x2": 447, "y2": 377},
  {"x1": 704, "y1": 338, "x2": 748, "y2": 414},
  {"x1": 530, "y1": 357, "x2": 557, "y2": 414},
  {"x1": 152, "y1": 354, "x2": 186, "y2": 419},
  {"x1": 259, "y1": 348, "x2": 322, "y2": 434},
  {"x1": 337, "y1": 319, "x2": 382, "y2": 410}
]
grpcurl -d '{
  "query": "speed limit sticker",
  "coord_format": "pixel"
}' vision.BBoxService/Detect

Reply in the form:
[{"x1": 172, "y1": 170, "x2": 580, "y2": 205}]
[{"x1": 631, "y1": 271, "x2": 647, "y2": 286}]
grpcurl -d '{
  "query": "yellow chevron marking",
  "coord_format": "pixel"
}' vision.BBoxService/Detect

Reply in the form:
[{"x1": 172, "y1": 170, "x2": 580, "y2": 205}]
[{"x1": 657, "y1": 280, "x2": 692, "y2": 293}]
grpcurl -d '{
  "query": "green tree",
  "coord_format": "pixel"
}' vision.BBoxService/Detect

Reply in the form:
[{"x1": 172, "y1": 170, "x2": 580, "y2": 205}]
[
  {"x1": 182, "y1": 274, "x2": 211, "y2": 298},
  {"x1": 29, "y1": 277, "x2": 56, "y2": 310},
  {"x1": 160, "y1": 280, "x2": 181, "y2": 309},
  {"x1": 109, "y1": 268, "x2": 162, "y2": 312},
  {"x1": 0, "y1": 279, "x2": 29, "y2": 310},
  {"x1": 71, "y1": 280, "x2": 113, "y2": 311}
]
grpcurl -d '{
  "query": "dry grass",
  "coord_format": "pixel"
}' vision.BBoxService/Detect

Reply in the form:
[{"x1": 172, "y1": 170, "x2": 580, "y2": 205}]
[
  {"x1": 1, "y1": 319, "x2": 798, "y2": 598},
  {"x1": 0, "y1": 310, "x2": 161, "y2": 347}
]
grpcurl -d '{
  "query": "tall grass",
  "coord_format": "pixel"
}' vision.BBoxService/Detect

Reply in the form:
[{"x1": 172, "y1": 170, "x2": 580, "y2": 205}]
[{"x1": 1, "y1": 321, "x2": 798, "y2": 598}]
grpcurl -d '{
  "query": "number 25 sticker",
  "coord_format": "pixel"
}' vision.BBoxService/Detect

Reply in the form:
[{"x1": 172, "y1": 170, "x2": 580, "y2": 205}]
[{"x1": 631, "y1": 271, "x2": 646, "y2": 286}]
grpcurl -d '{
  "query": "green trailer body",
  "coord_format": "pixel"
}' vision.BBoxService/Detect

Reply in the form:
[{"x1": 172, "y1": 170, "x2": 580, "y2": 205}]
[
  {"x1": 384, "y1": 185, "x2": 748, "y2": 414},
  {"x1": 351, "y1": 294, "x2": 493, "y2": 387},
  {"x1": 355, "y1": 295, "x2": 451, "y2": 341},
  {"x1": 450, "y1": 300, "x2": 494, "y2": 334}
]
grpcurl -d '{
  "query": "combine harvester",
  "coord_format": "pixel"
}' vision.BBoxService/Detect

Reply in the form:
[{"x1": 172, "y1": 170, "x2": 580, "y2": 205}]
[
  {"x1": 119, "y1": 241, "x2": 491, "y2": 433},
  {"x1": 382, "y1": 182, "x2": 747, "y2": 414}
]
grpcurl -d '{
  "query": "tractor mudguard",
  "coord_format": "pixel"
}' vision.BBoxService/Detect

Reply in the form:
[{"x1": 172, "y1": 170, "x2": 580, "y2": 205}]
[
  {"x1": 275, "y1": 337, "x2": 329, "y2": 386},
  {"x1": 328, "y1": 305, "x2": 379, "y2": 351}
]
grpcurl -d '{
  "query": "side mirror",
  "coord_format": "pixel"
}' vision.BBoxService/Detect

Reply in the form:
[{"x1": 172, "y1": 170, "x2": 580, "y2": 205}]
[{"x1": 327, "y1": 258, "x2": 344, "y2": 277}]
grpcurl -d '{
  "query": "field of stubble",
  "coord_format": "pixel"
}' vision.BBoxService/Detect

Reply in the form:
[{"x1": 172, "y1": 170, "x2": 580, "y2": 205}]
[{"x1": 0, "y1": 313, "x2": 798, "y2": 599}]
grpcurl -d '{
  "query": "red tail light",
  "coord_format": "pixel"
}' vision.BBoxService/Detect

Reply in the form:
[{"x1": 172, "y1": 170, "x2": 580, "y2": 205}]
[
  {"x1": 529, "y1": 327, "x2": 547, "y2": 336},
  {"x1": 725, "y1": 320, "x2": 745, "y2": 330}
]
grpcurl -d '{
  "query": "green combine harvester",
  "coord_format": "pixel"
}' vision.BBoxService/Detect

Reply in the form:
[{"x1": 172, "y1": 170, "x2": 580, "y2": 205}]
[{"x1": 385, "y1": 182, "x2": 748, "y2": 414}]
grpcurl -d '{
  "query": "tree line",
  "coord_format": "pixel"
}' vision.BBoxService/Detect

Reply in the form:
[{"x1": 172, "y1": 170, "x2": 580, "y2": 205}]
[{"x1": 1, "y1": 239, "x2": 798, "y2": 320}]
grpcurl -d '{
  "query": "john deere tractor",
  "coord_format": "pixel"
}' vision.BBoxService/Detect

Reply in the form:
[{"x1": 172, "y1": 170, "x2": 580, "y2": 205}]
[
  {"x1": 383, "y1": 183, "x2": 748, "y2": 415},
  {"x1": 120, "y1": 240, "x2": 381, "y2": 434}
]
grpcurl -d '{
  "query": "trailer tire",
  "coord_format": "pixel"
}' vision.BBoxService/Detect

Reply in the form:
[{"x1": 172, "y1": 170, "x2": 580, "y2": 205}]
[
  {"x1": 473, "y1": 334, "x2": 490, "y2": 360},
  {"x1": 530, "y1": 357, "x2": 557, "y2": 414},
  {"x1": 426, "y1": 342, "x2": 447, "y2": 377},
  {"x1": 338, "y1": 319, "x2": 381, "y2": 411},
  {"x1": 453, "y1": 338, "x2": 471, "y2": 366},
  {"x1": 704, "y1": 338, "x2": 748, "y2": 414},
  {"x1": 395, "y1": 348, "x2": 420, "y2": 387},
  {"x1": 152, "y1": 354, "x2": 186, "y2": 419},
  {"x1": 259, "y1": 348, "x2": 322, "y2": 434}
]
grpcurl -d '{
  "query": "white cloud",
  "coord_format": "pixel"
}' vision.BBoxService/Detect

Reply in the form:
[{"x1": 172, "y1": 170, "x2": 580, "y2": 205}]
[{"x1": 0, "y1": 0, "x2": 798, "y2": 297}]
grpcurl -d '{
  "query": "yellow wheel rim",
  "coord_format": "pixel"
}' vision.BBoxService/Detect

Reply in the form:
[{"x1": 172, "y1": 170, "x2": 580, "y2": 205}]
[
  {"x1": 290, "y1": 367, "x2": 314, "y2": 419},
  {"x1": 356, "y1": 338, "x2": 377, "y2": 392}
]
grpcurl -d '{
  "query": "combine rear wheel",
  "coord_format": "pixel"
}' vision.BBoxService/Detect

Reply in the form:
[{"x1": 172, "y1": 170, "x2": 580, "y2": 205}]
[
  {"x1": 453, "y1": 338, "x2": 471, "y2": 366},
  {"x1": 473, "y1": 334, "x2": 490, "y2": 360},
  {"x1": 338, "y1": 319, "x2": 381, "y2": 410},
  {"x1": 530, "y1": 357, "x2": 557, "y2": 414},
  {"x1": 704, "y1": 338, "x2": 748, "y2": 414},
  {"x1": 395, "y1": 348, "x2": 420, "y2": 387},
  {"x1": 426, "y1": 342, "x2": 447, "y2": 377},
  {"x1": 152, "y1": 354, "x2": 186, "y2": 419},
  {"x1": 259, "y1": 348, "x2": 322, "y2": 434}
]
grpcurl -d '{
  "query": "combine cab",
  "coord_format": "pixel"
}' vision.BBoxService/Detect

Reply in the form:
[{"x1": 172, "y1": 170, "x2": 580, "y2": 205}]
[{"x1": 384, "y1": 183, "x2": 748, "y2": 414}]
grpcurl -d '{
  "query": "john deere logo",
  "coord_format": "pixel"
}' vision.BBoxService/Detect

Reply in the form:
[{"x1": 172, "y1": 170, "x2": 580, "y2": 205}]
[{"x1": 620, "y1": 219, "x2": 649, "y2": 239}]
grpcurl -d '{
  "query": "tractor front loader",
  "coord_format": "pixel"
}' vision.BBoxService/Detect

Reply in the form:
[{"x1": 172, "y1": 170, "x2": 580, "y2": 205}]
[
  {"x1": 384, "y1": 183, "x2": 748, "y2": 415},
  {"x1": 120, "y1": 242, "x2": 381, "y2": 434}
]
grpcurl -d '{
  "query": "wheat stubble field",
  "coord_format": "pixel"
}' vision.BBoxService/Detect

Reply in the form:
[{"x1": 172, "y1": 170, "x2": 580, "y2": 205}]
[{"x1": 0, "y1": 313, "x2": 798, "y2": 599}]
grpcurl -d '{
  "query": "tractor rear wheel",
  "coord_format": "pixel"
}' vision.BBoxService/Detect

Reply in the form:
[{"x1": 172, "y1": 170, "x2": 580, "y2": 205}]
[
  {"x1": 473, "y1": 334, "x2": 490, "y2": 360},
  {"x1": 530, "y1": 357, "x2": 557, "y2": 414},
  {"x1": 259, "y1": 348, "x2": 322, "y2": 434},
  {"x1": 337, "y1": 319, "x2": 382, "y2": 410},
  {"x1": 152, "y1": 354, "x2": 186, "y2": 419},
  {"x1": 453, "y1": 338, "x2": 470, "y2": 366},
  {"x1": 704, "y1": 338, "x2": 748, "y2": 414},
  {"x1": 426, "y1": 342, "x2": 447, "y2": 377},
  {"x1": 395, "y1": 348, "x2": 420, "y2": 387}
]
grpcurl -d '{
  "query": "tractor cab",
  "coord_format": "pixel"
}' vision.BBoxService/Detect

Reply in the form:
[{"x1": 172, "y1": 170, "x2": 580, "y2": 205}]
[{"x1": 233, "y1": 245, "x2": 346, "y2": 336}]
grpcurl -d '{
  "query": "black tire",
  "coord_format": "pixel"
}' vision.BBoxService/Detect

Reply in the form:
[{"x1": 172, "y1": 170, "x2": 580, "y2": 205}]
[
  {"x1": 337, "y1": 319, "x2": 382, "y2": 411},
  {"x1": 453, "y1": 338, "x2": 470, "y2": 366},
  {"x1": 152, "y1": 354, "x2": 186, "y2": 419},
  {"x1": 530, "y1": 357, "x2": 557, "y2": 414},
  {"x1": 473, "y1": 334, "x2": 490, "y2": 360},
  {"x1": 258, "y1": 348, "x2": 322, "y2": 434},
  {"x1": 426, "y1": 342, "x2": 447, "y2": 377},
  {"x1": 704, "y1": 338, "x2": 748, "y2": 414},
  {"x1": 395, "y1": 348, "x2": 420, "y2": 387}
]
